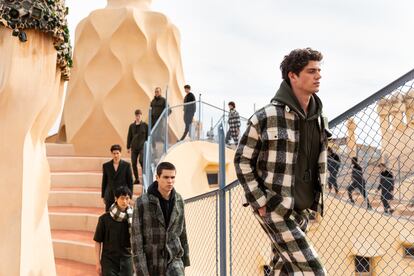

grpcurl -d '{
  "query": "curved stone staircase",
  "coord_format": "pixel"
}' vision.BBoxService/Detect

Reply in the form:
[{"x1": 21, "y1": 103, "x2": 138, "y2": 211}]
[{"x1": 47, "y1": 143, "x2": 140, "y2": 275}]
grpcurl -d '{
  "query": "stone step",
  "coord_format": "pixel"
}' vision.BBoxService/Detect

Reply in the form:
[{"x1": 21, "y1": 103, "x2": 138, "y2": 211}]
[
  {"x1": 49, "y1": 206, "x2": 102, "y2": 232},
  {"x1": 46, "y1": 143, "x2": 75, "y2": 157},
  {"x1": 48, "y1": 156, "x2": 110, "y2": 173},
  {"x1": 48, "y1": 188, "x2": 103, "y2": 208},
  {"x1": 52, "y1": 230, "x2": 95, "y2": 265},
  {"x1": 51, "y1": 172, "x2": 102, "y2": 189},
  {"x1": 55, "y1": 258, "x2": 96, "y2": 276},
  {"x1": 48, "y1": 186, "x2": 143, "y2": 208}
]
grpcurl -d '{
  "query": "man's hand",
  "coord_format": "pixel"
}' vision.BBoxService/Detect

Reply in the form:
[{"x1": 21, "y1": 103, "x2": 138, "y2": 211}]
[
  {"x1": 258, "y1": 206, "x2": 266, "y2": 217},
  {"x1": 95, "y1": 263, "x2": 102, "y2": 275}
]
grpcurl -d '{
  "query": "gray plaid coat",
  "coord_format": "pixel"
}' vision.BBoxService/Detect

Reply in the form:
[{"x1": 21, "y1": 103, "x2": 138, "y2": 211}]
[
  {"x1": 234, "y1": 101, "x2": 328, "y2": 217},
  {"x1": 131, "y1": 192, "x2": 190, "y2": 276}
]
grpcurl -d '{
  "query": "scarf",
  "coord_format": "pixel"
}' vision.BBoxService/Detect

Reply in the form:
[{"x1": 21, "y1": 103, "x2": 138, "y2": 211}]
[{"x1": 109, "y1": 203, "x2": 133, "y2": 234}]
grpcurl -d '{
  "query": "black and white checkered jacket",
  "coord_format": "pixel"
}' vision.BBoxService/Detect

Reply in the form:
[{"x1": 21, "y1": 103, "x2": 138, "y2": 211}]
[
  {"x1": 228, "y1": 109, "x2": 241, "y2": 137},
  {"x1": 234, "y1": 101, "x2": 328, "y2": 217}
]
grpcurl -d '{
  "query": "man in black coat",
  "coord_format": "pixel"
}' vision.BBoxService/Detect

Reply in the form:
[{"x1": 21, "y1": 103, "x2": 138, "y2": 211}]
[
  {"x1": 102, "y1": 144, "x2": 133, "y2": 211},
  {"x1": 127, "y1": 109, "x2": 148, "y2": 184},
  {"x1": 347, "y1": 157, "x2": 372, "y2": 209},
  {"x1": 150, "y1": 87, "x2": 171, "y2": 151},
  {"x1": 327, "y1": 147, "x2": 341, "y2": 194},
  {"x1": 150, "y1": 87, "x2": 168, "y2": 125},
  {"x1": 377, "y1": 163, "x2": 395, "y2": 214},
  {"x1": 179, "y1": 84, "x2": 196, "y2": 141}
]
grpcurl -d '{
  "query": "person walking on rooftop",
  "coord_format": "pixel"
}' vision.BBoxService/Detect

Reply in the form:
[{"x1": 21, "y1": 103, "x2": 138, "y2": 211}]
[
  {"x1": 347, "y1": 157, "x2": 372, "y2": 209},
  {"x1": 150, "y1": 87, "x2": 170, "y2": 152},
  {"x1": 127, "y1": 109, "x2": 148, "y2": 184},
  {"x1": 327, "y1": 147, "x2": 341, "y2": 194},
  {"x1": 94, "y1": 186, "x2": 134, "y2": 276},
  {"x1": 131, "y1": 162, "x2": 190, "y2": 276},
  {"x1": 377, "y1": 163, "x2": 395, "y2": 214},
  {"x1": 179, "y1": 84, "x2": 196, "y2": 141},
  {"x1": 235, "y1": 48, "x2": 329, "y2": 275},
  {"x1": 225, "y1": 101, "x2": 241, "y2": 145},
  {"x1": 101, "y1": 144, "x2": 133, "y2": 212}
]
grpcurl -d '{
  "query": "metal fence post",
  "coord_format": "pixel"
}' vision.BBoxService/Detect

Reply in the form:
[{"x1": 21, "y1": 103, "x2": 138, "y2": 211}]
[
  {"x1": 398, "y1": 156, "x2": 401, "y2": 201},
  {"x1": 165, "y1": 86, "x2": 169, "y2": 153},
  {"x1": 218, "y1": 123, "x2": 226, "y2": 276},
  {"x1": 198, "y1": 94, "x2": 202, "y2": 139},
  {"x1": 147, "y1": 107, "x2": 153, "y2": 188}
]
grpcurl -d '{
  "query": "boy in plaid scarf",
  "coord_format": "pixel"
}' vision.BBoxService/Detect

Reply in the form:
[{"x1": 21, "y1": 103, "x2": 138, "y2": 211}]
[
  {"x1": 235, "y1": 48, "x2": 329, "y2": 275},
  {"x1": 94, "y1": 186, "x2": 134, "y2": 275}
]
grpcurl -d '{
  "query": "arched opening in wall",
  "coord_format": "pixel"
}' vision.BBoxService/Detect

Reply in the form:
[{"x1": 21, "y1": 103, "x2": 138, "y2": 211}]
[
  {"x1": 403, "y1": 245, "x2": 414, "y2": 259},
  {"x1": 205, "y1": 164, "x2": 219, "y2": 187},
  {"x1": 354, "y1": 255, "x2": 372, "y2": 276}
]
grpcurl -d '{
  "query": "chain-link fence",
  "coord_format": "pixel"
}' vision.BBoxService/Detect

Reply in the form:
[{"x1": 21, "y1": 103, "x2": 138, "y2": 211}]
[
  {"x1": 185, "y1": 191, "x2": 220, "y2": 276},
  {"x1": 182, "y1": 69, "x2": 414, "y2": 276}
]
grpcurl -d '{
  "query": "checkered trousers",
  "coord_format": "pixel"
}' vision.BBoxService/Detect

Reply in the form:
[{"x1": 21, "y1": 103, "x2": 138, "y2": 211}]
[{"x1": 254, "y1": 210, "x2": 326, "y2": 275}]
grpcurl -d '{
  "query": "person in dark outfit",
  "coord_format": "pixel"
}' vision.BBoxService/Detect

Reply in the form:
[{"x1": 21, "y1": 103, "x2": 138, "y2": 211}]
[
  {"x1": 94, "y1": 186, "x2": 134, "y2": 276},
  {"x1": 235, "y1": 48, "x2": 328, "y2": 275},
  {"x1": 127, "y1": 109, "x2": 148, "y2": 184},
  {"x1": 150, "y1": 87, "x2": 169, "y2": 126},
  {"x1": 179, "y1": 84, "x2": 196, "y2": 141},
  {"x1": 150, "y1": 87, "x2": 171, "y2": 151},
  {"x1": 347, "y1": 157, "x2": 372, "y2": 209},
  {"x1": 327, "y1": 147, "x2": 341, "y2": 194},
  {"x1": 377, "y1": 163, "x2": 395, "y2": 214},
  {"x1": 102, "y1": 145, "x2": 133, "y2": 212},
  {"x1": 225, "y1": 101, "x2": 241, "y2": 145},
  {"x1": 132, "y1": 162, "x2": 190, "y2": 276}
]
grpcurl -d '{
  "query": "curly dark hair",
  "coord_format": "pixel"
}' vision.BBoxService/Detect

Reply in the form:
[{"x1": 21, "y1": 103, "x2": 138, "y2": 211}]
[{"x1": 280, "y1": 48, "x2": 323, "y2": 83}]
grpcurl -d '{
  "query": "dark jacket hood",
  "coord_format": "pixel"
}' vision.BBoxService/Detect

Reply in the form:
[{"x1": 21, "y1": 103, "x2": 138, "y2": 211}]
[
  {"x1": 272, "y1": 80, "x2": 323, "y2": 120},
  {"x1": 148, "y1": 181, "x2": 176, "y2": 201}
]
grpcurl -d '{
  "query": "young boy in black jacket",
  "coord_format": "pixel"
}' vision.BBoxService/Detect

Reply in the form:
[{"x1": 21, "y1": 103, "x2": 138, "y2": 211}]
[{"x1": 94, "y1": 186, "x2": 134, "y2": 276}]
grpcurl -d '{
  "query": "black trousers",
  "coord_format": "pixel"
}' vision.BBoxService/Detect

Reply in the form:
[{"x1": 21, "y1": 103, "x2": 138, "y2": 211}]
[
  {"x1": 180, "y1": 112, "x2": 194, "y2": 141},
  {"x1": 347, "y1": 181, "x2": 371, "y2": 206},
  {"x1": 101, "y1": 255, "x2": 133, "y2": 276},
  {"x1": 131, "y1": 148, "x2": 144, "y2": 181},
  {"x1": 104, "y1": 197, "x2": 114, "y2": 212},
  {"x1": 328, "y1": 171, "x2": 339, "y2": 192}
]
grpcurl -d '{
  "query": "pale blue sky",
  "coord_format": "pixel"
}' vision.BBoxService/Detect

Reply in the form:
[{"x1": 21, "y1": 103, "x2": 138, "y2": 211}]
[{"x1": 54, "y1": 0, "x2": 414, "y2": 133}]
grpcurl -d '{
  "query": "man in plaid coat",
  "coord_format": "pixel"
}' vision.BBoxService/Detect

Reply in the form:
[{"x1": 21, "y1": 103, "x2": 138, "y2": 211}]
[
  {"x1": 234, "y1": 48, "x2": 329, "y2": 275},
  {"x1": 131, "y1": 162, "x2": 190, "y2": 276},
  {"x1": 226, "y1": 101, "x2": 241, "y2": 145}
]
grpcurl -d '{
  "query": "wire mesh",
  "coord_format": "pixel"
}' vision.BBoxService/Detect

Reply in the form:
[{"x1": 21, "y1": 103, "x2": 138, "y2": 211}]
[
  {"x1": 185, "y1": 193, "x2": 219, "y2": 276},
  {"x1": 228, "y1": 184, "x2": 273, "y2": 276},
  {"x1": 312, "y1": 75, "x2": 414, "y2": 275},
  {"x1": 182, "y1": 70, "x2": 414, "y2": 276}
]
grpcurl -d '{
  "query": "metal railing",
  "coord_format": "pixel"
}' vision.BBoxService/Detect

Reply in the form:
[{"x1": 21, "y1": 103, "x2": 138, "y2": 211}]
[
  {"x1": 182, "y1": 69, "x2": 414, "y2": 276},
  {"x1": 142, "y1": 96, "x2": 248, "y2": 190}
]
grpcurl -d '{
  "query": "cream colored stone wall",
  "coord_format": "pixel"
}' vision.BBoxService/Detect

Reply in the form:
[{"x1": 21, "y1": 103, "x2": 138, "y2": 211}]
[
  {"x1": 161, "y1": 141, "x2": 237, "y2": 199},
  {"x1": 0, "y1": 28, "x2": 65, "y2": 276},
  {"x1": 58, "y1": 0, "x2": 186, "y2": 156}
]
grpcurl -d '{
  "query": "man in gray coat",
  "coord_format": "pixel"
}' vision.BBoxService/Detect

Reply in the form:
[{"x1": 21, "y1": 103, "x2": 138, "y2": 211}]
[{"x1": 132, "y1": 162, "x2": 190, "y2": 276}]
